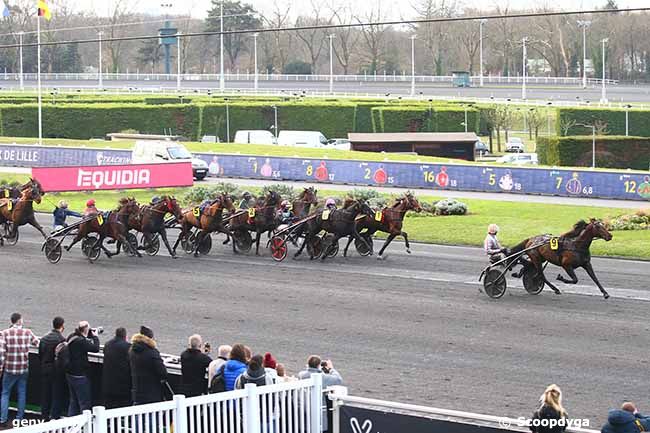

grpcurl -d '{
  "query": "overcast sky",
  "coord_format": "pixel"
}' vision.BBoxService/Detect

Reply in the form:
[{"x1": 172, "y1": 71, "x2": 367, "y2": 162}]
[{"x1": 78, "y1": 0, "x2": 650, "y2": 19}]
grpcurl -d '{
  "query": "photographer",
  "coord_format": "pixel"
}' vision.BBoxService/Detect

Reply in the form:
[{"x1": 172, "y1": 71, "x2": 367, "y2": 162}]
[
  {"x1": 65, "y1": 321, "x2": 100, "y2": 416},
  {"x1": 298, "y1": 355, "x2": 343, "y2": 431},
  {"x1": 180, "y1": 334, "x2": 212, "y2": 397}
]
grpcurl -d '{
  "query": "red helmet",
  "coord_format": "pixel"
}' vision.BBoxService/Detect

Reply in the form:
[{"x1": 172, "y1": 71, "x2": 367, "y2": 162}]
[{"x1": 86, "y1": 199, "x2": 96, "y2": 207}]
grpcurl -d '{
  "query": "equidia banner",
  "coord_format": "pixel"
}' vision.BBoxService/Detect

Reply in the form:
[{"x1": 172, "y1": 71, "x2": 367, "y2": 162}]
[
  {"x1": 0, "y1": 144, "x2": 648, "y2": 201},
  {"x1": 32, "y1": 162, "x2": 193, "y2": 192}
]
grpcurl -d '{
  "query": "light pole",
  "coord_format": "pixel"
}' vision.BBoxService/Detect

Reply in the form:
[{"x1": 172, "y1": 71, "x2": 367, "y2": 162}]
[
  {"x1": 522, "y1": 37, "x2": 527, "y2": 100},
  {"x1": 219, "y1": 1, "x2": 225, "y2": 92},
  {"x1": 18, "y1": 32, "x2": 23, "y2": 90},
  {"x1": 546, "y1": 102, "x2": 552, "y2": 135},
  {"x1": 463, "y1": 105, "x2": 469, "y2": 133},
  {"x1": 624, "y1": 104, "x2": 631, "y2": 136},
  {"x1": 98, "y1": 31, "x2": 103, "y2": 88},
  {"x1": 577, "y1": 20, "x2": 591, "y2": 89},
  {"x1": 328, "y1": 34, "x2": 335, "y2": 94},
  {"x1": 600, "y1": 38, "x2": 608, "y2": 103},
  {"x1": 253, "y1": 33, "x2": 259, "y2": 92},
  {"x1": 224, "y1": 98, "x2": 230, "y2": 142},
  {"x1": 479, "y1": 19, "x2": 487, "y2": 87},
  {"x1": 271, "y1": 105, "x2": 278, "y2": 139},
  {"x1": 176, "y1": 31, "x2": 182, "y2": 91},
  {"x1": 410, "y1": 35, "x2": 416, "y2": 96}
]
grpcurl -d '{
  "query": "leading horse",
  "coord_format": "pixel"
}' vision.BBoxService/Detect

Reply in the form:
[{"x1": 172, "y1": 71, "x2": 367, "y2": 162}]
[
  {"x1": 0, "y1": 178, "x2": 48, "y2": 246},
  {"x1": 508, "y1": 219, "x2": 613, "y2": 299},
  {"x1": 229, "y1": 190, "x2": 283, "y2": 255}
]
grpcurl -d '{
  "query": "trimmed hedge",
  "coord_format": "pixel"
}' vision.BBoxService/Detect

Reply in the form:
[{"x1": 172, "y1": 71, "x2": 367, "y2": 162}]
[
  {"x1": 537, "y1": 135, "x2": 650, "y2": 170},
  {"x1": 557, "y1": 107, "x2": 650, "y2": 137},
  {"x1": 374, "y1": 106, "x2": 478, "y2": 133}
]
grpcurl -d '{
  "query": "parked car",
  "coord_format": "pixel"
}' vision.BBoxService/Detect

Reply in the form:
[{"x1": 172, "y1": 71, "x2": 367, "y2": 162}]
[
  {"x1": 326, "y1": 138, "x2": 352, "y2": 150},
  {"x1": 496, "y1": 153, "x2": 538, "y2": 165},
  {"x1": 475, "y1": 140, "x2": 489, "y2": 156},
  {"x1": 233, "y1": 130, "x2": 276, "y2": 145},
  {"x1": 277, "y1": 130, "x2": 328, "y2": 148},
  {"x1": 505, "y1": 137, "x2": 525, "y2": 153},
  {"x1": 131, "y1": 140, "x2": 208, "y2": 180},
  {"x1": 200, "y1": 135, "x2": 219, "y2": 143}
]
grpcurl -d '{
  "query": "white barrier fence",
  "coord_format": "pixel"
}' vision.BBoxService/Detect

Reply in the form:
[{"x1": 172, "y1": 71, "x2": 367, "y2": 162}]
[{"x1": 10, "y1": 375, "x2": 323, "y2": 433}]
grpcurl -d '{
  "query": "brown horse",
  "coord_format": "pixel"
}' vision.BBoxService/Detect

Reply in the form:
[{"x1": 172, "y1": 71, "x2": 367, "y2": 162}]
[
  {"x1": 0, "y1": 178, "x2": 48, "y2": 245},
  {"x1": 508, "y1": 219, "x2": 613, "y2": 299},
  {"x1": 291, "y1": 187, "x2": 319, "y2": 218},
  {"x1": 64, "y1": 199, "x2": 141, "y2": 260},
  {"x1": 343, "y1": 192, "x2": 422, "y2": 259},
  {"x1": 173, "y1": 193, "x2": 236, "y2": 257},
  {"x1": 229, "y1": 190, "x2": 282, "y2": 255}
]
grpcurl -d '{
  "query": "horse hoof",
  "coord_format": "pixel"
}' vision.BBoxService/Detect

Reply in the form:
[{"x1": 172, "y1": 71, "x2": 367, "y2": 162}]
[
  {"x1": 554, "y1": 290, "x2": 562, "y2": 295},
  {"x1": 603, "y1": 293, "x2": 610, "y2": 300},
  {"x1": 377, "y1": 255, "x2": 386, "y2": 261},
  {"x1": 171, "y1": 255, "x2": 178, "y2": 259},
  {"x1": 406, "y1": 249, "x2": 411, "y2": 254}
]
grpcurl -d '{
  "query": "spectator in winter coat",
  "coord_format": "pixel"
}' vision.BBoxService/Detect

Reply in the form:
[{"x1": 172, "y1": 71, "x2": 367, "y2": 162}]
[
  {"x1": 298, "y1": 355, "x2": 343, "y2": 431},
  {"x1": 601, "y1": 402, "x2": 650, "y2": 433},
  {"x1": 66, "y1": 322, "x2": 100, "y2": 416},
  {"x1": 530, "y1": 384, "x2": 568, "y2": 433},
  {"x1": 235, "y1": 355, "x2": 275, "y2": 389},
  {"x1": 222, "y1": 344, "x2": 248, "y2": 391},
  {"x1": 207, "y1": 345, "x2": 231, "y2": 385},
  {"x1": 38, "y1": 317, "x2": 66, "y2": 420},
  {"x1": 129, "y1": 326, "x2": 168, "y2": 405},
  {"x1": 180, "y1": 335, "x2": 212, "y2": 397},
  {"x1": 102, "y1": 328, "x2": 132, "y2": 409}
]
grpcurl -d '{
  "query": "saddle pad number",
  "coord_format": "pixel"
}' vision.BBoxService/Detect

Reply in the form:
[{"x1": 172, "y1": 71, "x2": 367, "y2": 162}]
[
  {"x1": 97, "y1": 214, "x2": 104, "y2": 226},
  {"x1": 550, "y1": 237, "x2": 559, "y2": 250},
  {"x1": 7, "y1": 201, "x2": 12, "y2": 211},
  {"x1": 322, "y1": 210, "x2": 330, "y2": 220},
  {"x1": 193, "y1": 207, "x2": 200, "y2": 217},
  {"x1": 374, "y1": 210, "x2": 383, "y2": 221},
  {"x1": 248, "y1": 208, "x2": 256, "y2": 218},
  {"x1": 3, "y1": 190, "x2": 8, "y2": 198}
]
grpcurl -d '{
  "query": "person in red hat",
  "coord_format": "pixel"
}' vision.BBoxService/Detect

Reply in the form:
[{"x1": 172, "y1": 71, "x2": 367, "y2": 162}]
[
  {"x1": 263, "y1": 352, "x2": 279, "y2": 381},
  {"x1": 83, "y1": 199, "x2": 99, "y2": 217}
]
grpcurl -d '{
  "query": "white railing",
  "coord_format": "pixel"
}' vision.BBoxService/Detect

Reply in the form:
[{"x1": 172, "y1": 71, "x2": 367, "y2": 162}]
[
  {"x1": 16, "y1": 375, "x2": 323, "y2": 433},
  {"x1": 0, "y1": 72, "x2": 619, "y2": 86}
]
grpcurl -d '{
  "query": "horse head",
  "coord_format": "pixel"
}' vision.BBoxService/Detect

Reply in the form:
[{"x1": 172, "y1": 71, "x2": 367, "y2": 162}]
[
  {"x1": 265, "y1": 190, "x2": 281, "y2": 207},
  {"x1": 355, "y1": 199, "x2": 374, "y2": 218},
  {"x1": 300, "y1": 187, "x2": 318, "y2": 205},
  {"x1": 403, "y1": 192, "x2": 423, "y2": 213},
  {"x1": 165, "y1": 196, "x2": 184, "y2": 221},
  {"x1": 220, "y1": 193, "x2": 236, "y2": 213},
  {"x1": 342, "y1": 196, "x2": 355, "y2": 209},
  {"x1": 588, "y1": 218, "x2": 613, "y2": 241},
  {"x1": 25, "y1": 181, "x2": 42, "y2": 204}
]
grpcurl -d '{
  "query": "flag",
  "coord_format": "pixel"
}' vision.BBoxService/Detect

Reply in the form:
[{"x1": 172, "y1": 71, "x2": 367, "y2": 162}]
[
  {"x1": 1, "y1": 1, "x2": 10, "y2": 17},
  {"x1": 37, "y1": 0, "x2": 50, "y2": 20}
]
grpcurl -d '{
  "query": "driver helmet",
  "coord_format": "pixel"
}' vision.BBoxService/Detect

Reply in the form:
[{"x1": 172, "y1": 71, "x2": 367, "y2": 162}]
[
  {"x1": 281, "y1": 200, "x2": 290, "y2": 208},
  {"x1": 58, "y1": 200, "x2": 68, "y2": 209},
  {"x1": 325, "y1": 198, "x2": 336, "y2": 207},
  {"x1": 86, "y1": 199, "x2": 96, "y2": 207},
  {"x1": 488, "y1": 224, "x2": 499, "y2": 235},
  {"x1": 243, "y1": 191, "x2": 252, "y2": 199},
  {"x1": 151, "y1": 196, "x2": 160, "y2": 204}
]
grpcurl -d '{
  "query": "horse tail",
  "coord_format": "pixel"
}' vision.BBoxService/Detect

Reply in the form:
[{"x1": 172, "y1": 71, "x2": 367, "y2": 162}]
[{"x1": 508, "y1": 238, "x2": 530, "y2": 255}]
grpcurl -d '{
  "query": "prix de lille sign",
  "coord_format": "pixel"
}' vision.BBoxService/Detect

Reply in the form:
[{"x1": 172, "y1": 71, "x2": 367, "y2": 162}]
[{"x1": 32, "y1": 162, "x2": 193, "y2": 192}]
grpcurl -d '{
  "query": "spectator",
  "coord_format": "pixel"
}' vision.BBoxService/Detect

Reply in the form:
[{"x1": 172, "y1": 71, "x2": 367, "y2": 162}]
[
  {"x1": 235, "y1": 354, "x2": 276, "y2": 389},
  {"x1": 222, "y1": 344, "x2": 248, "y2": 391},
  {"x1": 207, "y1": 345, "x2": 231, "y2": 384},
  {"x1": 298, "y1": 355, "x2": 343, "y2": 432},
  {"x1": 66, "y1": 321, "x2": 100, "y2": 416},
  {"x1": 263, "y1": 352, "x2": 279, "y2": 382},
  {"x1": 129, "y1": 326, "x2": 168, "y2": 405},
  {"x1": 102, "y1": 328, "x2": 132, "y2": 409},
  {"x1": 275, "y1": 363, "x2": 297, "y2": 383},
  {"x1": 180, "y1": 335, "x2": 212, "y2": 397},
  {"x1": 601, "y1": 402, "x2": 650, "y2": 433},
  {"x1": 0, "y1": 313, "x2": 39, "y2": 428},
  {"x1": 530, "y1": 384, "x2": 568, "y2": 433},
  {"x1": 38, "y1": 316, "x2": 66, "y2": 421}
]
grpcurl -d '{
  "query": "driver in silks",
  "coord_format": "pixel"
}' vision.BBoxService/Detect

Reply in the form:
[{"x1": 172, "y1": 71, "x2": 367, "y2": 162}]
[{"x1": 484, "y1": 224, "x2": 508, "y2": 264}]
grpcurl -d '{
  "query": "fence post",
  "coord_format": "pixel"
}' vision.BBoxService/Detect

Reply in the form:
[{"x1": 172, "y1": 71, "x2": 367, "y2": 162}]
[
  {"x1": 174, "y1": 395, "x2": 188, "y2": 433},
  {"x1": 311, "y1": 374, "x2": 323, "y2": 433},
  {"x1": 92, "y1": 406, "x2": 107, "y2": 433},
  {"x1": 328, "y1": 386, "x2": 348, "y2": 433},
  {"x1": 245, "y1": 384, "x2": 261, "y2": 433}
]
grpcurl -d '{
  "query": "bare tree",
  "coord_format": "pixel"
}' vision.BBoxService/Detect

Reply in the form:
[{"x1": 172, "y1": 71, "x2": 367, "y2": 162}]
[
  {"x1": 295, "y1": 1, "x2": 332, "y2": 74},
  {"x1": 330, "y1": 6, "x2": 360, "y2": 75},
  {"x1": 104, "y1": 0, "x2": 135, "y2": 73},
  {"x1": 356, "y1": 1, "x2": 391, "y2": 74}
]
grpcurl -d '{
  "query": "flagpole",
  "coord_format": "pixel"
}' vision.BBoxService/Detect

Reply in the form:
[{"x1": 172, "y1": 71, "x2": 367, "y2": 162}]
[{"x1": 37, "y1": 12, "x2": 42, "y2": 145}]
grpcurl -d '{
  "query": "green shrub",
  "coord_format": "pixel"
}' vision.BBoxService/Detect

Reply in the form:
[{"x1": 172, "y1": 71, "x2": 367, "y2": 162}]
[
  {"x1": 607, "y1": 209, "x2": 650, "y2": 230},
  {"x1": 556, "y1": 107, "x2": 650, "y2": 137},
  {"x1": 261, "y1": 183, "x2": 295, "y2": 200},
  {"x1": 347, "y1": 188, "x2": 381, "y2": 201},
  {"x1": 434, "y1": 198, "x2": 468, "y2": 216},
  {"x1": 537, "y1": 135, "x2": 650, "y2": 169}
]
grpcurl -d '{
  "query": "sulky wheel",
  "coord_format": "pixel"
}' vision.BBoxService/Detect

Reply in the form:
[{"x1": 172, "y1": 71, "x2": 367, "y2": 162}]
[
  {"x1": 197, "y1": 234, "x2": 212, "y2": 255},
  {"x1": 483, "y1": 268, "x2": 507, "y2": 299},
  {"x1": 355, "y1": 234, "x2": 373, "y2": 257},
  {"x1": 323, "y1": 234, "x2": 339, "y2": 258},
  {"x1": 233, "y1": 229, "x2": 253, "y2": 254},
  {"x1": 523, "y1": 268, "x2": 545, "y2": 295},
  {"x1": 126, "y1": 232, "x2": 138, "y2": 257},
  {"x1": 141, "y1": 234, "x2": 160, "y2": 256},
  {"x1": 82, "y1": 235, "x2": 102, "y2": 262},
  {"x1": 44, "y1": 238, "x2": 63, "y2": 264},
  {"x1": 4, "y1": 222, "x2": 18, "y2": 246},
  {"x1": 181, "y1": 232, "x2": 196, "y2": 255},
  {"x1": 270, "y1": 236, "x2": 288, "y2": 262},
  {"x1": 306, "y1": 235, "x2": 323, "y2": 259}
]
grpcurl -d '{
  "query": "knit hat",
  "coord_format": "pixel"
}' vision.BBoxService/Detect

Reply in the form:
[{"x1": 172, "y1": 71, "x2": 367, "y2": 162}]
[
  {"x1": 263, "y1": 352, "x2": 277, "y2": 369},
  {"x1": 140, "y1": 325, "x2": 154, "y2": 339}
]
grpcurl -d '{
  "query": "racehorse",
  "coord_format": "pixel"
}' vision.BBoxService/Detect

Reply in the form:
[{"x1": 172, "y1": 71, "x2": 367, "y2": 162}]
[
  {"x1": 229, "y1": 190, "x2": 282, "y2": 255},
  {"x1": 291, "y1": 187, "x2": 318, "y2": 218},
  {"x1": 0, "y1": 184, "x2": 21, "y2": 200},
  {"x1": 294, "y1": 199, "x2": 374, "y2": 260},
  {"x1": 0, "y1": 178, "x2": 48, "y2": 245},
  {"x1": 64, "y1": 199, "x2": 141, "y2": 260},
  {"x1": 343, "y1": 192, "x2": 422, "y2": 259},
  {"x1": 508, "y1": 219, "x2": 613, "y2": 299},
  {"x1": 173, "y1": 192, "x2": 236, "y2": 257}
]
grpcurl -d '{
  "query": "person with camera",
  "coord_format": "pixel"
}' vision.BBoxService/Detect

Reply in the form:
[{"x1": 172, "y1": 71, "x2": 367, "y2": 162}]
[
  {"x1": 102, "y1": 328, "x2": 132, "y2": 409},
  {"x1": 180, "y1": 335, "x2": 212, "y2": 397},
  {"x1": 38, "y1": 316, "x2": 66, "y2": 421},
  {"x1": 65, "y1": 321, "x2": 100, "y2": 416},
  {"x1": 298, "y1": 355, "x2": 343, "y2": 431}
]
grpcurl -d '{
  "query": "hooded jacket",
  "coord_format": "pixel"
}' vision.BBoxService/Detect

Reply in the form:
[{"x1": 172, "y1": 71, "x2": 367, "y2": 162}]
[
  {"x1": 129, "y1": 333, "x2": 168, "y2": 405},
  {"x1": 601, "y1": 410, "x2": 650, "y2": 433},
  {"x1": 223, "y1": 359, "x2": 247, "y2": 391},
  {"x1": 102, "y1": 336, "x2": 132, "y2": 401},
  {"x1": 530, "y1": 405, "x2": 567, "y2": 433}
]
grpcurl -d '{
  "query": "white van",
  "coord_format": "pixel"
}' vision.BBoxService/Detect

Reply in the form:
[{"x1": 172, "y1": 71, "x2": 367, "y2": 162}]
[
  {"x1": 131, "y1": 140, "x2": 209, "y2": 180},
  {"x1": 233, "y1": 130, "x2": 276, "y2": 145},
  {"x1": 277, "y1": 131, "x2": 328, "y2": 148}
]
